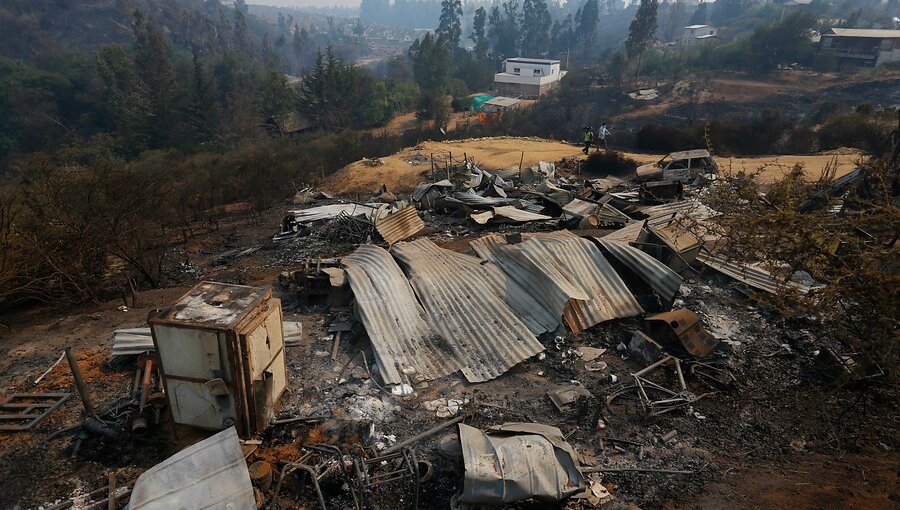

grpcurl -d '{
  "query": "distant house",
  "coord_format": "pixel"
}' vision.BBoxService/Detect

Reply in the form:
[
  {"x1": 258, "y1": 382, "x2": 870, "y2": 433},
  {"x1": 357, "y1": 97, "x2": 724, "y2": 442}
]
[
  {"x1": 681, "y1": 25, "x2": 719, "y2": 46},
  {"x1": 493, "y1": 58, "x2": 567, "y2": 98},
  {"x1": 818, "y1": 28, "x2": 900, "y2": 66}
]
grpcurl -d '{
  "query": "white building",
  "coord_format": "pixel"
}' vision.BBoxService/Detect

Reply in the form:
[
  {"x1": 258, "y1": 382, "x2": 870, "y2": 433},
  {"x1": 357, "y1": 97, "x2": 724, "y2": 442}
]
[
  {"x1": 682, "y1": 25, "x2": 719, "y2": 46},
  {"x1": 493, "y1": 58, "x2": 567, "y2": 98}
]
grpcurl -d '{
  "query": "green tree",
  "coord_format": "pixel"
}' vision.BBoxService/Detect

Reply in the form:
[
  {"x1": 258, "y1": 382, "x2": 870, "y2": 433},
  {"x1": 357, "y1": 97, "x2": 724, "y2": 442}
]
[
  {"x1": 471, "y1": 7, "x2": 489, "y2": 61},
  {"x1": 261, "y1": 62, "x2": 294, "y2": 122},
  {"x1": 690, "y1": 2, "x2": 709, "y2": 25},
  {"x1": 96, "y1": 45, "x2": 152, "y2": 153},
  {"x1": 712, "y1": 0, "x2": 744, "y2": 25},
  {"x1": 186, "y1": 48, "x2": 219, "y2": 143},
  {"x1": 437, "y1": 0, "x2": 463, "y2": 49},
  {"x1": 410, "y1": 33, "x2": 451, "y2": 93},
  {"x1": 521, "y1": 0, "x2": 552, "y2": 57},
  {"x1": 488, "y1": 1, "x2": 521, "y2": 59},
  {"x1": 577, "y1": 0, "x2": 599, "y2": 58},
  {"x1": 133, "y1": 13, "x2": 178, "y2": 148},
  {"x1": 747, "y1": 12, "x2": 817, "y2": 71},
  {"x1": 626, "y1": 0, "x2": 660, "y2": 67},
  {"x1": 660, "y1": 1, "x2": 688, "y2": 42}
]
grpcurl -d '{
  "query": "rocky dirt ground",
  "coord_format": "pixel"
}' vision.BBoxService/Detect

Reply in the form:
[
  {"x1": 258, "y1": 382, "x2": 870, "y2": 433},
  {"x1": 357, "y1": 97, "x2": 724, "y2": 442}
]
[{"x1": 0, "y1": 157, "x2": 897, "y2": 510}]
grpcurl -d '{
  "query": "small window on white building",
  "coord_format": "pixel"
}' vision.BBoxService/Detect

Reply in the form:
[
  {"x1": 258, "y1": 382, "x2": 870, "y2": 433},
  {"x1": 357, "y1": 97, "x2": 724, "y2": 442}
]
[
  {"x1": 513, "y1": 67, "x2": 521, "y2": 74},
  {"x1": 533, "y1": 69, "x2": 542, "y2": 76}
]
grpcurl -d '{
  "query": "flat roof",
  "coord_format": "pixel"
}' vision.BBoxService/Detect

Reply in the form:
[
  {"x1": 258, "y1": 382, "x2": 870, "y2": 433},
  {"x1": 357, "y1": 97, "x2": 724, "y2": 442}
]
[
  {"x1": 823, "y1": 28, "x2": 900, "y2": 39},
  {"x1": 505, "y1": 58, "x2": 560, "y2": 65},
  {"x1": 484, "y1": 96, "x2": 521, "y2": 107},
  {"x1": 684, "y1": 24, "x2": 710, "y2": 29}
]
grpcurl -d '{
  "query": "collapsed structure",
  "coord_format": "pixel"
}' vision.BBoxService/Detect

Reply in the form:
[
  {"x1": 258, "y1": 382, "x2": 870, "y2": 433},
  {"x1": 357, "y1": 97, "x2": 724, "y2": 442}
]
[{"x1": 20, "y1": 142, "x2": 855, "y2": 510}]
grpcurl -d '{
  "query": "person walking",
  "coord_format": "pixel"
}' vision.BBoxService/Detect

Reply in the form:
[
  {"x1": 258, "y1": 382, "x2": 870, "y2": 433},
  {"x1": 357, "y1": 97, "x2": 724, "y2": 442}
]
[
  {"x1": 597, "y1": 123, "x2": 611, "y2": 151},
  {"x1": 582, "y1": 126, "x2": 594, "y2": 155}
]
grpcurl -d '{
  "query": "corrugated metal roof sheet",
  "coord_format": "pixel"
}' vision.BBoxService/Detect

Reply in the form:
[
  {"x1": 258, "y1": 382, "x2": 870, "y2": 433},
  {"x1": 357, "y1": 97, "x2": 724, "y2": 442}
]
[
  {"x1": 471, "y1": 232, "x2": 643, "y2": 333},
  {"x1": 342, "y1": 245, "x2": 457, "y2": 385},
  {"x1": 531, "y1": 232, "x2": 644, "y2": 332},
  {"x1": 453, "y1": 189, "x2": 520, "y2": 208},
  {"x1": 287, "y1": 203, "x2": 391, "y2": 223},
  {"x1": 399, "y1": 239, "x2": 556, "y2": 335},
  {"x1": 129, "y1": 427, "x2": 257, "y2": 510},
  {"x1": 471, "y1": 206, "x2": 552, "y2": 224},
  {"x1": 697, "y1": 251, "x2": 814, "y2": 295},
  {"x1": 111, "y1": 328, "x2": 154, "y2": 357},
  {"x1": 391, "y1": 239, "x2": 545, "y2": 383},
  {"x1": 594, "y1": 238, "x2": 683, "y2": 305},
  {"x1": 605, "y1": 199, "x2": 718, "y2": 244},
  {"x1": 639, "y1": 199, "x2": 717, "y2": 219},
  {"x1": 374, "y1": 205, "x2": 425, "y2": 245}
]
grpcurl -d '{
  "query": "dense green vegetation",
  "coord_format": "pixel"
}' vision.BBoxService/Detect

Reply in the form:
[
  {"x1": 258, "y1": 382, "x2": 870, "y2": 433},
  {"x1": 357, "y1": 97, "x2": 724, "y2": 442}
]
[{"x1": 2, "y1": 0, "x2": 899, "y2": 313}]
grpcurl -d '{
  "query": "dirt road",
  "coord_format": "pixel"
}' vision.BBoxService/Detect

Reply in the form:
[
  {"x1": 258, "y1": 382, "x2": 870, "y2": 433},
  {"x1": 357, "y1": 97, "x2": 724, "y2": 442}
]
[{"x1": 324, "y1": 137, "x2": 863, "y2": 194}]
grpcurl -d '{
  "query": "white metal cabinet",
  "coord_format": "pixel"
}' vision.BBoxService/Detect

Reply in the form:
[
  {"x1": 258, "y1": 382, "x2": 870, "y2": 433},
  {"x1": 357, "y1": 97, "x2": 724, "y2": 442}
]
[{"x1": 150, "y1": 281, "x2": 287, "y2": 437}]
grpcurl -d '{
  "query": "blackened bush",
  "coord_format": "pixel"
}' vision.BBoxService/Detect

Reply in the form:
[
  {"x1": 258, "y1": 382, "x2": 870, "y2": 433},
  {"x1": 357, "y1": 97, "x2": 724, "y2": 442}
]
[
  {"x1": 582, "y1": 150, "x2": 638, "y2": 177},
  {"x1": 781, "y1": 126, "x2": 817, "y2": 154},
  {"x1": 636, "y1": 124, "x2": 705, "y2": 153},
  {"x1": 818, "y1": 114, "x2": 889, "y2": 153},
  {"x1": 709, "y1": 112, "x2": 790, "y2": 155}
]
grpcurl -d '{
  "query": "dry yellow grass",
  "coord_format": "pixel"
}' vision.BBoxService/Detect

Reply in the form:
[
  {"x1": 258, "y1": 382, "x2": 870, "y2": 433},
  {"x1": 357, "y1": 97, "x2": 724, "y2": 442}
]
[{"x1": 324, "y1": 137, "x2": 864, "y2": 194}]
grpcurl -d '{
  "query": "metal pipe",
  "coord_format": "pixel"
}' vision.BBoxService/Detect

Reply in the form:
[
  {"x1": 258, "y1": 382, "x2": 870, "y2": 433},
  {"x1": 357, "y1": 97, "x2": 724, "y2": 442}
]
[
  {"x1": 65, "y1": 347, "x2": 95, "y2": 418},
  {"x1": 384, "y1": 414, "x2": 466, "y2": 454},
  {"x1": 581, "y1": 466, "x2": 693, "y2": 474},
  {"x1": 139, "y1": 358, "x2": 153, "y2": 410},
  {"x1": 633, "y1": 355, "x2": 675, "y2": 377}
]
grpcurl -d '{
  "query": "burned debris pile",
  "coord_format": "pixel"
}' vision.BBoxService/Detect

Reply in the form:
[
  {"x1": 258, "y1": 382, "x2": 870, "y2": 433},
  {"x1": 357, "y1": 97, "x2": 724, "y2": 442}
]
[{"x1": 20, "y1": 143, "x2": 889, "y2": 510}]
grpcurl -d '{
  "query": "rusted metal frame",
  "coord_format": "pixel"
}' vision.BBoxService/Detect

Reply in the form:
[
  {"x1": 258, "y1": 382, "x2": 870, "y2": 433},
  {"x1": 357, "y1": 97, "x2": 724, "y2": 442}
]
[
  {"x1": 353, "y1": 448, "x2": 419, "y2": 510},
  {"x1": 270, "y1": 444, "x2": 356, "y2": 510},
  {"x1": 362, "y1": 450, "x2": 418, "y2": 486},
  {"x1": 44, "y1": 479, "x2": 134, "y2": 510},
  {"x1": 0, "y1": 392, "x2": 71, "y2": 431}
]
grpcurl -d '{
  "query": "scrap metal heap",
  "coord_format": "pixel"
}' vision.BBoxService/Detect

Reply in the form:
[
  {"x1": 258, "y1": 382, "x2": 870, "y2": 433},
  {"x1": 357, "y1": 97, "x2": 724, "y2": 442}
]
[{"x1": 32, "y1": 147, "x2": 859, "y2": 510}]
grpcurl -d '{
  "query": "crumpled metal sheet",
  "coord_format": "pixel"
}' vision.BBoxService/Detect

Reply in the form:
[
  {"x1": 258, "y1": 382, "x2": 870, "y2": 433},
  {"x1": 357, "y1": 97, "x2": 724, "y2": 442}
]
[
  {"x1": 697, "y1": 251, "x2": 814, "y2": 295},
  {"x1": 129, "y1": 427, "x2": 257, "y2": 510},
  {"x1": 472, "y1": 232, "x2": 643, "y2": 333},
  {"x1": 562, "y1": 198, "x2": 630, "y2": 226},
  {"x1": 392, "y1": 239, "x2": 545, "y2": 383},
  {"x1": 459, "y1": 422, "x2": 585, "y2": 505},
  {"x1": 453, "y1": 189, "x2": 520, "y2": 208},
  {"x1": 470, "y1": 206, "x2": 552, "y2": 225},
  {"x1": 412, "y1": 179, "x2": 452, "y2": 201},
  {"x1": 645, "y1": 308, "x2": 719, "y2": 358},
  {"x1": 374, "y1": 205, "x2": 425, "y2": 245},
  {"x1": 594, "y1": 237, "x2": 683, "y2": 306},
  {"x1": 343, "y1": 245, "x2": 457, "y2": 385},
  {"x1": 287, "y1": 203, "x2": 392, "y2": 224}
]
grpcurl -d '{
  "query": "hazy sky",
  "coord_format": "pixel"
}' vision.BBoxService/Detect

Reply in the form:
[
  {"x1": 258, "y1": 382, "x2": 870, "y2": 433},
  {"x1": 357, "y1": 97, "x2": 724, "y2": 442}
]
[{"x1": 249, "y1": 0, "x2": 361, "y2": 9}]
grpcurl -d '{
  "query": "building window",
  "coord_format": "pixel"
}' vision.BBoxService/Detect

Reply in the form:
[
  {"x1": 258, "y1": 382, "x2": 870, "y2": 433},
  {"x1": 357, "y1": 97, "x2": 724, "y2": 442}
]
[
  {"x1": 513, "y1": 67, "x2": 521, "y2": 74},
  {"x1": 533, "y1": 69, "x2": 542, "y2": 76}
]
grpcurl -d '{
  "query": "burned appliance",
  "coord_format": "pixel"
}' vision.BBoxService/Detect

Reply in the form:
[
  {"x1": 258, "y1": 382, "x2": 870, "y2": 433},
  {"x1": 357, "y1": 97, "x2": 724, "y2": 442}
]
[{"x1": 150, "y1": 281, "x2": 287, "y2": 437}]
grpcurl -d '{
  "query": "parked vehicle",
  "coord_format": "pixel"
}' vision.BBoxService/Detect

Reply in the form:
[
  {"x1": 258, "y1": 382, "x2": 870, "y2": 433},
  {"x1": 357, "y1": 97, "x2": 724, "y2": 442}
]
[{"x1": 636, "y1": 149, "x2": 717, "y2": 182}]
